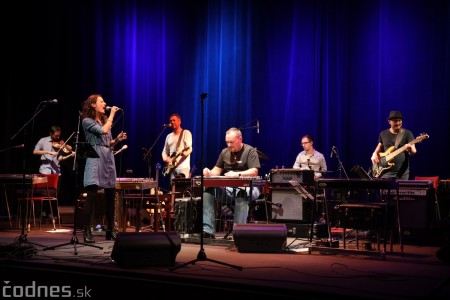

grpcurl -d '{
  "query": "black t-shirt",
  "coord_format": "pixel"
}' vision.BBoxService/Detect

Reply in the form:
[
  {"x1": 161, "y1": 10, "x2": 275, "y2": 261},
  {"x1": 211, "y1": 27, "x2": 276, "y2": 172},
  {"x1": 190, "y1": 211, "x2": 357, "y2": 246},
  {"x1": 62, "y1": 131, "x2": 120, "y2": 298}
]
[
  {"x1": 215, "y1": 143, "x2": 260, "y2": 173},
  {"x1": 378, "y1": 128, "x2": 414, "y2": 177}
]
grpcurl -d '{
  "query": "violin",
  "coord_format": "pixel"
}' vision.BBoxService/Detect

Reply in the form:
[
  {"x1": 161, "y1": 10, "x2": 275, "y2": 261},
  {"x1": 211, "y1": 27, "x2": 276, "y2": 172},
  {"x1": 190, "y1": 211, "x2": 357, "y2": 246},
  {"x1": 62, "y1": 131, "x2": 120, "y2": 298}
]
[{"x1": 52, "y1": 140, "x2": 73, "y2": 154}]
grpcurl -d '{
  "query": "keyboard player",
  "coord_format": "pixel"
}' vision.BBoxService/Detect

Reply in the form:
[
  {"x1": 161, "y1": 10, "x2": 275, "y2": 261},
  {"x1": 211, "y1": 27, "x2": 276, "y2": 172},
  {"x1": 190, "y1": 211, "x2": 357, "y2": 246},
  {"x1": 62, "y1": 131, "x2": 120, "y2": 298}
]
[{"x1": 202, "y1": 127, "x2": 261, "y2": 239}]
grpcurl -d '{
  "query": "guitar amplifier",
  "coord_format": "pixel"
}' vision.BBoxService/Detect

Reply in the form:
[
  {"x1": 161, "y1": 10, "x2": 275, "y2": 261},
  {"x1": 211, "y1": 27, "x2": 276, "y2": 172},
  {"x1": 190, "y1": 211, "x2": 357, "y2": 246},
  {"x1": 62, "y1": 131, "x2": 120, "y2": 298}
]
[
  {"x1": 269, "y1": 187, "x2": 313, "y2": 222},
  {"x1": 270, "y1": 169, "x2": 314, "y2": 186},
  {"x1": 171, "y1": 178, "x2": 193, "y2": 197},
  {"x1": 385, "y1": 180, "x2": 435, "y2": 230}
]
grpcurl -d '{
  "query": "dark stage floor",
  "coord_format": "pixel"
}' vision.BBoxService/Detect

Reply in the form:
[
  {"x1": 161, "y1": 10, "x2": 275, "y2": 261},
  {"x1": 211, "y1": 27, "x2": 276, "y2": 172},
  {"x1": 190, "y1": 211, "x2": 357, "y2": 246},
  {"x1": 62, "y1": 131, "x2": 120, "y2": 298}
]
[{"x1": 0, "y1": 218, "x2": 450, "y2": 300}]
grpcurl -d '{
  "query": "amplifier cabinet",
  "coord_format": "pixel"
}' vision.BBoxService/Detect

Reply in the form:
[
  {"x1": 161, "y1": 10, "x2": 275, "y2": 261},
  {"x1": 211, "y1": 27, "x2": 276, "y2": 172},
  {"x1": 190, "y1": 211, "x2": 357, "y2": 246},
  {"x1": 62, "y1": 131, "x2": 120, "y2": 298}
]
[
  {"x1": 171, "y1": 178, "x2": 193, "y2": 196},
  {"x1": 390, "y1": 183, "x2": 436, "y2": 230},
  {"x1": 398, "y1": 191, "x2": 435, "y2": 230},
  {"x1": 270, "y1": 169, "x2": 314, "y2": 186},
  {"x1": 269, "y1": 187, "x2": 313, "y2": 223}
]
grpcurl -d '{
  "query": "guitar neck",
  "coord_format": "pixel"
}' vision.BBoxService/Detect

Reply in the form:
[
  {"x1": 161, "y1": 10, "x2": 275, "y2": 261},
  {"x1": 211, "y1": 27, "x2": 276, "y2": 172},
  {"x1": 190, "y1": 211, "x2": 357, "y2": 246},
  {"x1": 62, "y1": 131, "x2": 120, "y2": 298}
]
[{"x1": 385, "y1": 143, "x2": 409, "y2": 161}]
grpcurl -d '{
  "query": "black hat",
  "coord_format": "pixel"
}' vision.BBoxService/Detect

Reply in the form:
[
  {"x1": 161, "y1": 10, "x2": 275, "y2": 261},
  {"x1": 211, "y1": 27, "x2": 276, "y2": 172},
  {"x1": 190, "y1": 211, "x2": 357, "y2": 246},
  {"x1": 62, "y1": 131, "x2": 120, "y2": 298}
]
[{"x1": 388, "y1": 111, "x2": 403, "y2": 120}]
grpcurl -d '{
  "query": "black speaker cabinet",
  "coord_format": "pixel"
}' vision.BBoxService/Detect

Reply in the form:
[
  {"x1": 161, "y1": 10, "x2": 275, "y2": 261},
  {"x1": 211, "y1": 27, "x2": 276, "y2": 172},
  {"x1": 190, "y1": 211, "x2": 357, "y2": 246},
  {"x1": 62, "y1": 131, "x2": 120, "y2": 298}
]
[
  {"x1": 233, "y1": 223, "x2": 287, "y2": 253},
  {"x1": 111, "y1": 232, "x2": 181, "y2": 267},
  {"x1": 398, "y1": 193, "x2": 434, "y2": 229},
  {"x1": 270, "y1": 187, "x2": 312, "y2": 222}
]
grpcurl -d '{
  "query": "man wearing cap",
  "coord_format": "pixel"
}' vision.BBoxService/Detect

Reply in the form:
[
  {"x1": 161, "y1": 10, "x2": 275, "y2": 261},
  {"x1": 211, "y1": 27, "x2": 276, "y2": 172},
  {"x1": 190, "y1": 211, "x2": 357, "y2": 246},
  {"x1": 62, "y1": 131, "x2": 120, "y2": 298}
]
[{"x1": 371, "y1": 111, "x2": 417, "y2": 179}]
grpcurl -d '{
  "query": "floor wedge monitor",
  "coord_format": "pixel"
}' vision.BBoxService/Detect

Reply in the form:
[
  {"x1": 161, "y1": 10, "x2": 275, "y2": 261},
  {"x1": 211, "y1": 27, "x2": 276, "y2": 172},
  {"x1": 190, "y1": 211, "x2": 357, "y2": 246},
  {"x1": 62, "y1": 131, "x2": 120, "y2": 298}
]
[
  {"x1": 111, "y1": 232, "x2": 181, "y2": 267},
  {"x1": 233, "y1": 223, "x2": 287, "y2": 253}
]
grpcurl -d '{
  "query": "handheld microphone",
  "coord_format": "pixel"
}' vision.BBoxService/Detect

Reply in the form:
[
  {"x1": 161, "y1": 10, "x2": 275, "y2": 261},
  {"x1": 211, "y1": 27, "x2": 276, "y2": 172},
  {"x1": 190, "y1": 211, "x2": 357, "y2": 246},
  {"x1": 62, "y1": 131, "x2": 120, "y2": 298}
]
[
  {"x1": 45, "y1": 99, "x2": 58, "y2": 104},
  {"x1": 106, "y1": 106, "x2": 122, "y2": 111},
  {"x1": 257, "y1": 120, "x2": 259, "y2": 134},
  {"x1": 114, "y1": 145, "x2": 128, "y2": 155},
  {"x1": 162, "y1": 124, "x2": 172, "y2": 128},
  {"x1": 330, "y1": 146, "x2": 336, "y2": 158}
]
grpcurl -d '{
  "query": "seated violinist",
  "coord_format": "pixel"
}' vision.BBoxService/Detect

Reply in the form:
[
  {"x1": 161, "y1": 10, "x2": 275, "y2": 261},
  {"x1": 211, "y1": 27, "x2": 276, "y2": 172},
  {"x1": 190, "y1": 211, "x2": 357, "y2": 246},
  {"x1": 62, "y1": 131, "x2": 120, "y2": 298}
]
[
  {"x1": 34, "y1": 125, "x2": 77, "y2": 207},
  {"x1": 33, "y1": 125, "x2": 64, "y2": 174}
]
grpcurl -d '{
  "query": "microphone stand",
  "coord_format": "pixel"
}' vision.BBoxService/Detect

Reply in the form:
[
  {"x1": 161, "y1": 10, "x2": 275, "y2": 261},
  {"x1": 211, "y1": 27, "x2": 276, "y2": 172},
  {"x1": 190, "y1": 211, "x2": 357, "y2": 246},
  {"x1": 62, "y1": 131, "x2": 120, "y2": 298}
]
[
  {"x1": 332, "y1": 146, "x2": 349, "y2": 179},
  {"x1": 0, "y1": 144, "x2": 24, "y2": 154},
  {"x1": 10, "y1": 102, "x2": 53, "y2": 247},
  {"x1": 238, "y1": 119, "x2": 258, "y2": 131},
  {"x1": 43, "y1": 112, "x2": 103, "y2": 254},
  {"x1": 171, "y1": 93, "x2": 242, "y2": 271},
  {"x1": 143, "y1": 126, "x2": 168, "y2": 180}
]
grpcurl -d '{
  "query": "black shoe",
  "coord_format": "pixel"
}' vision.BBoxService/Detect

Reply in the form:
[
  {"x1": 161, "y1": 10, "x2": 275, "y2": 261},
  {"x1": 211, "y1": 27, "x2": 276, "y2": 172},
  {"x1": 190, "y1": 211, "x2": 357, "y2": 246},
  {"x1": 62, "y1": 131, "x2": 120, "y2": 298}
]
[
  {"x1": 83, "y1": 231, "x2": 95, "y2": 243},
  {"x1": 83, "y1": 226, "x2": 95, "y2": 243},
  {"x1": 202, "y1": 232, "x2": 215, "y2": 239},
  {"x1": 105, "y1": 230, "x2": 117, "y2": 241}
]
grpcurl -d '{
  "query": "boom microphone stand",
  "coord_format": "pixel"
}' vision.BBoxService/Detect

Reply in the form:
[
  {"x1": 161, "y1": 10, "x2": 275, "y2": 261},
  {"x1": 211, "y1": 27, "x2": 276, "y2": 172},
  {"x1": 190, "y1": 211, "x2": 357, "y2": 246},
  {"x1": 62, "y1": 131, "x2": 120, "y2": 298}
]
[
  {"x1": 143, "y1": 126, "x2": 169, "y2": 180},
  {"x1": 171, "y1": 93, "x2": 242, "y2": 271},
  {"x1": 10, "y1": 101, "x2": 55, "y2": 248},
  {"x1": 331, "y1": 146, "x2": 349, "y2": 179},
  {"x1": 43, "y1": 113, "x2": 103, "y2": 254}
]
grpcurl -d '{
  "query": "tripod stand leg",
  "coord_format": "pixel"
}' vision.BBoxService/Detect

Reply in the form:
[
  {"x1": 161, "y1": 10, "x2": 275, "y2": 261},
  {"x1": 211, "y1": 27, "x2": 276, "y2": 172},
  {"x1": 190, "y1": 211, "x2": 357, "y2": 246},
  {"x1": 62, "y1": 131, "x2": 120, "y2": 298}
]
[
  {"x1": 42, "y1": 201, "x2": 104, "y2": 253},
  {"x1": 170, "y1": 248, "x2": 242, "y2": 271},
  {"x1": 43, "y1": 230, "x2": 104, "y2": 253},
  {"x1": 16, "y1": 194, "x2": 48, "y2": 248}
]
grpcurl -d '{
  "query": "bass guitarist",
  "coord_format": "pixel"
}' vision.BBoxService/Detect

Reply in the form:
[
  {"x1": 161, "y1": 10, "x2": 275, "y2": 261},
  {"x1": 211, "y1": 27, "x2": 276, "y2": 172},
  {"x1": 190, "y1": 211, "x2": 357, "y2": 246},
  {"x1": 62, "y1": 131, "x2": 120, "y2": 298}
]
[
  {"x1": 161, "y1": 113, "x2": 193, "y2": 179},
  {"x1": 371, "y1": 111, "x2": 416, "y2": 179}
]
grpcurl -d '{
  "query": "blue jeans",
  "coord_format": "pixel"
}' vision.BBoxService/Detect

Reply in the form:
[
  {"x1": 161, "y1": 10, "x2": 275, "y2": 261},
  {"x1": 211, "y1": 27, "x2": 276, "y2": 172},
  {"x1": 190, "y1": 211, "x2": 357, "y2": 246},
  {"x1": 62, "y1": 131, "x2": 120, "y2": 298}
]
[{"x1": 202, "y1": 187, "x2": 260, "y2": 235}]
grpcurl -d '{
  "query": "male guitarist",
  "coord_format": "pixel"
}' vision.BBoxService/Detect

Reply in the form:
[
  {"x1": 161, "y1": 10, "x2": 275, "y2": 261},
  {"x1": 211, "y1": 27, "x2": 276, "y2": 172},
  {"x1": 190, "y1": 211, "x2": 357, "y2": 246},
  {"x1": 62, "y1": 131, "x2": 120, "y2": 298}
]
[
  {"x1": 371, "y1": 111, "x2": 417, "y2": 179},
  {"x1": 161, "y1": 113, "x2": 193, "y2": 179}
]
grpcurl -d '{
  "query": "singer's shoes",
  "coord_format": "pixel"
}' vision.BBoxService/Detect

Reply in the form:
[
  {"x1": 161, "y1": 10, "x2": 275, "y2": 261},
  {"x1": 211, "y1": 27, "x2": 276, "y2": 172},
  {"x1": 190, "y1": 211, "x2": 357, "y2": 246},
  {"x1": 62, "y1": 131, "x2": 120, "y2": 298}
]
[
  {"x1": 105, "y1": 230, "x2": 117, "y2": 241},
  {"x1": 83, "y1": 226, "x2": 95, "y2": 243}
]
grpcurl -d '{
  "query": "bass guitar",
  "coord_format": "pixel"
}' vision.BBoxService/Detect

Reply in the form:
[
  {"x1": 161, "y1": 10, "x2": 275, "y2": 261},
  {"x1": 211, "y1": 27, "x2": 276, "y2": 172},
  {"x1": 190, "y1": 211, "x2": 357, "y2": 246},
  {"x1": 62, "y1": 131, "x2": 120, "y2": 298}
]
[
  {"x1": 163, "y1": 146, "x2": 190, "y2": 176},
  {"x1": 372, "y1": 133, "x2": 429, "y2": 178}
]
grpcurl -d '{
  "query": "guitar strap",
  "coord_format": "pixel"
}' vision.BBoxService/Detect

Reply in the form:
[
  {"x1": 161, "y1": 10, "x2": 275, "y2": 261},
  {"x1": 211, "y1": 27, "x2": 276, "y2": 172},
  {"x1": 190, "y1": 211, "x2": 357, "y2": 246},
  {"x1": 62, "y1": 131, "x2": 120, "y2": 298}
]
[
  {"x1": 394, "y1": 129, "x2": 405, "y2": 149},
  {"x1": 175, "y1": 130, "x2": 184, "y2": 154}
]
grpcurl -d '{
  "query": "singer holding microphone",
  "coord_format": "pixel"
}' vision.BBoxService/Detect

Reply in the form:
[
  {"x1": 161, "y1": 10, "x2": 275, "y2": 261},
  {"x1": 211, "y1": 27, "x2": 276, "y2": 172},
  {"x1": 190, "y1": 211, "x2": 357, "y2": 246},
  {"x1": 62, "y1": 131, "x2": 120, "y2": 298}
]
[
  {"x1": 80, "y1": 94, "x2": 127, "y2": 243},
  {"x1": 293, "y1": 134, "x2": 327, "y2": 180}
]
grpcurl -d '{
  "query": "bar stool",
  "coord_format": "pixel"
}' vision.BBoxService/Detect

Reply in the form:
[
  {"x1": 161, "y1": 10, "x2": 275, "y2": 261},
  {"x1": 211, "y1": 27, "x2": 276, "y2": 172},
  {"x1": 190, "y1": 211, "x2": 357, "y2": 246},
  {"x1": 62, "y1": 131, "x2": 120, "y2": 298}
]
[{"x1": 17, "y1": 174, "x2": 61, "y2": 231}]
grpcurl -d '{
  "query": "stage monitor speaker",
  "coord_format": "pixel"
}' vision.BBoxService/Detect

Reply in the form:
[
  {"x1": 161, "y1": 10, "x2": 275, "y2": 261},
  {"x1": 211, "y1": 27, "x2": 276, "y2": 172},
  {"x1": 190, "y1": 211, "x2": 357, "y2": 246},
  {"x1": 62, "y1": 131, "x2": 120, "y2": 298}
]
[
  {"x1": 111, "y1": 232, "x2": 181, "y2": 267},
  {"x1": 270, "y1": 187, "x2": 312, "y2": 222},
  {"x1": 233, "y1": 223, "x2": 287, "y2": 253}
]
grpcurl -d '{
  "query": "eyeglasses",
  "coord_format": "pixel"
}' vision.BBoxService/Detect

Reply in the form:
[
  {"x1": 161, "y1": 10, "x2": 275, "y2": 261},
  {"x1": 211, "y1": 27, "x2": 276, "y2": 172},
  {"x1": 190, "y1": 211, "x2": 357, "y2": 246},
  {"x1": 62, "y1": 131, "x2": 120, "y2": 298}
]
[{"x1": 301, "y1": 142, "x2": 311, "y2": 145}]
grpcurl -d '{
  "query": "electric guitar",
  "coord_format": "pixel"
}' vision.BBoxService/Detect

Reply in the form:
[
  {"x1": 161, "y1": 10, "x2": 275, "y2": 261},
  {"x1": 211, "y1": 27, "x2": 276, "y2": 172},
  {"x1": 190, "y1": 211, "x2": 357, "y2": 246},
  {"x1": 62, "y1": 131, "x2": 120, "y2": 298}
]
[
  {"x1": 372, "y1": 133, "x2": 429, "y2": 178},
  {"x1": 163, "y1": 146, "x2": 190, "y2": 176}
]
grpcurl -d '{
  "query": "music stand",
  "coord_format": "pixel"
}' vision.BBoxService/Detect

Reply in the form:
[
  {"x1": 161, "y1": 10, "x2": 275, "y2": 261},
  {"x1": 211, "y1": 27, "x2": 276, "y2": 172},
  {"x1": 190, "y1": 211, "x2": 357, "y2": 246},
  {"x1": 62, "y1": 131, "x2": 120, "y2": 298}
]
[
  {"x1": 170, "y1": 93, "x2": 242, "y2": 271},
  {"x1": 43, "y1": 139, "x2": 103, "y2": 253}
]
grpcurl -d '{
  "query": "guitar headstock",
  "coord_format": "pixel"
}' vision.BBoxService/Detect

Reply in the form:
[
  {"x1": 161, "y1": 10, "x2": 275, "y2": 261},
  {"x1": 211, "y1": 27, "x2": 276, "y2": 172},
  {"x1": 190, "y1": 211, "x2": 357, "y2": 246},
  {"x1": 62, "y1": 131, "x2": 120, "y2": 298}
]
[{"x1": 416, "y1": 133, "x2": 430, "y2": 143}]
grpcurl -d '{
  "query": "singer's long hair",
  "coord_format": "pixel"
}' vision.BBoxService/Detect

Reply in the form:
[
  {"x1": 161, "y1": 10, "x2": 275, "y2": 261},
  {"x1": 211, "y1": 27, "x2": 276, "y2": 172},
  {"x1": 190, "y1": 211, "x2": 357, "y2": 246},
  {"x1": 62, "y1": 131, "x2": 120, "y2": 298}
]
[{"x1": 81, "y1": 94, "x2": 107, "y2": 124}]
